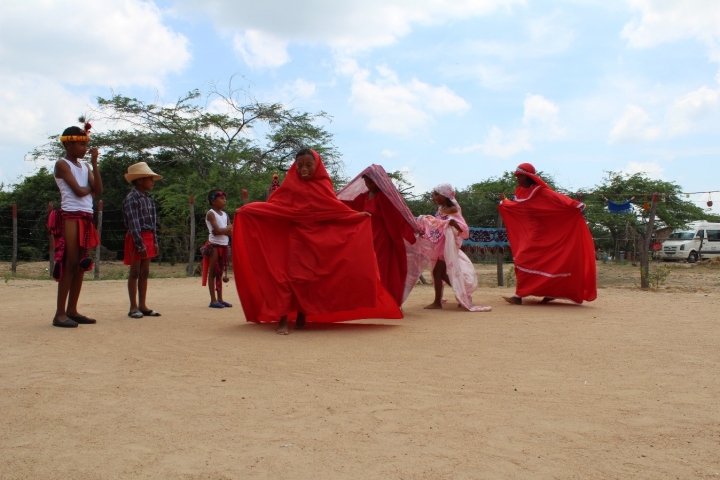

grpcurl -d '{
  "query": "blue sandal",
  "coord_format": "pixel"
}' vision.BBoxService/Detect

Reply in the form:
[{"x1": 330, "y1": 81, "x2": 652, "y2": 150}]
[
  {"x1": 220, "y1": 301, "x2": 232, "y2": 307},
  {"x1": 209, "y1": 302, "x2": 225, "y2": 308}
]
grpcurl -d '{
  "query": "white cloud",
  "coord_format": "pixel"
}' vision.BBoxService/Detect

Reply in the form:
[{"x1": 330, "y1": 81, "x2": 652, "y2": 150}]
[
  {"x1": 622, "y1": 0, "x2": 720, "y2": 62},
  {"x1": 468, "y1": 12, "x2": 575, "y2": 59},
  {"x1": 177, "y1": 0, "x2": 524, "y2": 64},
  {"x1": 665, "y1": 85, "x2": 720, "y2": 135},
  {"x1": 233, "y1": 30, "x2": 290, "y2": 69},
  {"x1": 620, "y1": 161, "x2": 664, "y2": 180},
  {"x1": 609, "y1": 104, "x2": 662, "y2": 143},
  {"x1": 279, "y1": 79, "x2": 317, "y2": 102},
  {"x1": 381, "y1": 150, "x2": 399, "y2": 158},
  {"x1": 342, "y1": 61, "x2": 470, "y2": 136},
  {"x1": 610, "y1": 85, "x2": 720, "y2": 143},
  {"x1": 0, "y1": 0, "x2": 190, "y2": 87},
  {"x1": 0, "y1": 75, "x2": 92, "y2": 150},
  {"x1": 452, "y1": 126, "x2": 532, "y2": 157},
  {"x1": 452, "y1": 93, "x2": 562, "y2": 157}
]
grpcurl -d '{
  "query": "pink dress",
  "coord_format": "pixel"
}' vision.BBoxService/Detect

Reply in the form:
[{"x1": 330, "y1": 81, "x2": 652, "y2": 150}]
[{"x1": 417, "y1": 210, "x2": 491, "y2": 312}]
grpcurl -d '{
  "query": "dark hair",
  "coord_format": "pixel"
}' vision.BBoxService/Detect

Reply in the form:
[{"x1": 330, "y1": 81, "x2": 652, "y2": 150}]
[
  {"x1": 207, "y1": 189, "x2": 226, "y2": 206},
  {"x1": 62, "y1": 126, "x2": 85, "y2": 137},
  {"x1": 445, "y1": 197, "x2": 454, "y2": 208},
  {"x1": 295, "y1": 148, "x2": 314, "y2": 159}
]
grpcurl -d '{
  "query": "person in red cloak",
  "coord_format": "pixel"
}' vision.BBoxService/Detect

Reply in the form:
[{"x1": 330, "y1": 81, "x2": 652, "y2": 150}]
[
  {"x1": 337, "y1": 165, "x2": 428, "y2": 306},
  {"x1": 498, "y1": 163, "x2": 597, "y2": 305},
  {"x1": 232, "y1": 148, "x2": 403, "y2": 334}
]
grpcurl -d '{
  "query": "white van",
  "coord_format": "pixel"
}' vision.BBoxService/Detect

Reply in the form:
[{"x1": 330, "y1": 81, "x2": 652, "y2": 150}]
[{"x1": 657, "y1": 221, "x2": 720, "y2": 263}]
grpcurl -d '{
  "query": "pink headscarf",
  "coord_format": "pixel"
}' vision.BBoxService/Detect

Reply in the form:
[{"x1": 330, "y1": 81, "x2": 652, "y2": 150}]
[{"x1": 433, "y1": 183, "x2": 461, "y2": 211}]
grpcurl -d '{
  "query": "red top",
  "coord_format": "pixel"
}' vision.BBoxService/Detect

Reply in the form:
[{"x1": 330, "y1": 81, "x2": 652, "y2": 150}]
[
  {"x1": 231, "y1": 150, "x2": 403, "y2": 323},
  {"x1": 499, "y1": 184, "x2": 597, "y2": 303}
]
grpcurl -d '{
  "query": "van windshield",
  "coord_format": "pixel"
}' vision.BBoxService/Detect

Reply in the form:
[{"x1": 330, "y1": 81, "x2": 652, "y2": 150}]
[{"x1": 668, "y1": 231, "x2": 695, "y2": 240}]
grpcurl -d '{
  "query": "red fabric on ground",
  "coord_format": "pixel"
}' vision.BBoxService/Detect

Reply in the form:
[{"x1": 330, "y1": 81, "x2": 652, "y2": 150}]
[
  {"x1": 232, "y1": 150, "x2": 403, "y2": 323},
  {"x1": 344, "y1": 191, "x2": 416, "y2": 306},
  {"x1": 123, "y1": 231, "x2": 157, "y2": 265},
  {"x1": 498, "y1": 184, "x2": 597, "y2": 303}
]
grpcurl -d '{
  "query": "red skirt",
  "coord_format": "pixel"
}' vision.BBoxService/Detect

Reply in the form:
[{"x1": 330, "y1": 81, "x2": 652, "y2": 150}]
[{"x1": 124, "y1": 232, "x2": 157, "y2": 265}]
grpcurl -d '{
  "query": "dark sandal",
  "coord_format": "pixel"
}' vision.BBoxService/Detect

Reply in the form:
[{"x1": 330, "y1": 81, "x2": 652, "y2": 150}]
[
  {"x1": 128, "y1": 311, "x2": 144, "y2": 319},
  {"x1": 67, "y1": 314, "x2": 96, "y2": 324},
  {"x1": 53, "y1": 318, "x2": 78, "y2": 328},
  {"x1": 139, "y1": 309, "x2": 161, "y2": 317}
]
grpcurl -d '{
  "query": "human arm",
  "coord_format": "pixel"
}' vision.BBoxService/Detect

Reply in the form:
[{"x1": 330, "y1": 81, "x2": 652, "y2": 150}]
[
  {"x1": 241, "y1": 189, "x2": 249, "y2": 205},
  {"x1": 85, "y1": 148, "x2": 103, "y2": 196},
  {"x1": 207, "y1": 211, "x2": 233, "y2": 236},
  {"x1": 123, "y1": 194, "x2": 147, "y2": 256},
  {"x1": 54, "y1": 160, "x2": 92, "y2": 197}
]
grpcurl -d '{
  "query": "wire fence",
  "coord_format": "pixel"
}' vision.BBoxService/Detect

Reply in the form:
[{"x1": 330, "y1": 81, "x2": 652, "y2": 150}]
[{"x1": 0, "y1": 195, "x2": 658, "y2": 283}]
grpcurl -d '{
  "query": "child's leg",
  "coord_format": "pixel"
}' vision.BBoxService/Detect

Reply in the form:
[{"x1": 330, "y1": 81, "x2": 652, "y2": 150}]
[
  {"x1": 294, "y1": 312, "x2": 306, "y2": 330},
  {"x1": 424, "y1": 260, "x2": 446, "y2": 309},
  {"x1": 66, "y1": 243, "x2": 87, "y2": 317},
  {"x1": 138, "y1": 258, "x2": 151, "y2": 311},
  {"x1": 128, "y1": 259, "x2": 141, "y2": 312},
  {"x1": 207, "y1": 247, "x2": 219, "y2": 304},
  {"x1": 54, "y1": 220, "x2": 80, "y2": 322},
  {"x1": 277, "y1": 315, "x2": 289, "y2": 335}
]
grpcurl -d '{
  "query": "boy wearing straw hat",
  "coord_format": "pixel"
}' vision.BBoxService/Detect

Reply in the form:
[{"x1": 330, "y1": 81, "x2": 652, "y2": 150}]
[{"x1": 123, "y1": 162, "x2": 162, "y2": 318}]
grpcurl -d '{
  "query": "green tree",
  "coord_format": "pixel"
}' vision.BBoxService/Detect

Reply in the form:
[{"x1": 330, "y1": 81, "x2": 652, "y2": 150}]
[
  {"x1": 22, "y1": 80, "x2": 343, "y2": 267},
  {"x1": 583, "y1": 171, "x2": 719, "y2": 260}
]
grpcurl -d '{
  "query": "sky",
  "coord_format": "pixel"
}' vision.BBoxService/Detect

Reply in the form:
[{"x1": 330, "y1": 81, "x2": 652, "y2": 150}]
[{"x1": 1, "y1": 0, "x2": 719, "y2": 209}]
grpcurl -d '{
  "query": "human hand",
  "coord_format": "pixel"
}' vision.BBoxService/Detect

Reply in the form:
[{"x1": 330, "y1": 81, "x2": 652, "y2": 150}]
[
  {"x1": 154, "y1": 243, "x2": 159, "y2": 253},
  {"x1": 241, "y1": 189, "x2": 249, "y2": 200},
  {"x1": 499, "y1": 193, "x2": 506, "y2": 201},
  {"x1": 89, "y1": 147, "x2": 99, "y2": 164},
  {"x1": 139, "y1": 248, "x2": 148, "y2": 259},
  {"x1": 448, "y1": 219, "x2": 462, "y2": 233}
]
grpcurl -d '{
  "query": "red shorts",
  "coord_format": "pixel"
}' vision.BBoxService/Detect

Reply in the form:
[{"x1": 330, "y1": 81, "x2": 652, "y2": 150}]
[{"x1": 124, "y1": 231, "x2": 157, "y2": 265}]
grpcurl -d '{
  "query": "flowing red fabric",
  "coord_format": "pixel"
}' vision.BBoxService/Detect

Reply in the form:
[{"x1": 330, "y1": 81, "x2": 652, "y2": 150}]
[
  {"x1": 343, "y1": 191, "x2": 416, "y2": 306},
  {"x1": 232, "y1": 150, "x2": 403, "y2": 323},
  {"x1": 498, "y1": 184, "x2": 597, "y2": 303}
]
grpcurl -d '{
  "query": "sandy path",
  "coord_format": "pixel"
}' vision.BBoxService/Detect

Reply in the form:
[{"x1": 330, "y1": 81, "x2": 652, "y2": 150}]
[{"x1": 1, "y1": 278, "x2": 718, "y2": 479}]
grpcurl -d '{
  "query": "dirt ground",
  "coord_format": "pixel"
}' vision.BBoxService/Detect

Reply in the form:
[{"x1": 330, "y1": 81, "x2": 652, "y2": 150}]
[{"x1": 1, "y1": 262, "x2": 719, "y2": 479}]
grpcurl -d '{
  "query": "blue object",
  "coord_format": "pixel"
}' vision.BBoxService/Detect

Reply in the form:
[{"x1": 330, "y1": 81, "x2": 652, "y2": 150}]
[{"x1": 607, "y1": 200, "x2": 632, "y2": 214}]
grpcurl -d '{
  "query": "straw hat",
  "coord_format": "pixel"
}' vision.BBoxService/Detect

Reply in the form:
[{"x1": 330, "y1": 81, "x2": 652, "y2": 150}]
[{"x1": 124, "y1": 162, "x2": 163, "y2": 183}]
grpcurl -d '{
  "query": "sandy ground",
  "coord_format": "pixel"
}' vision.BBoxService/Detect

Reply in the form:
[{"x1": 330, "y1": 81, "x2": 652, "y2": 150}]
[{"x1": 1, "y1": 266, "x2": 719, "y2": 479}]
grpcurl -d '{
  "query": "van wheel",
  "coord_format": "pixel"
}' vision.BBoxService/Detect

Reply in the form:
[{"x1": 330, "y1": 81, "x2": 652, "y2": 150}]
[{"x1": 687, "y1": 252, "x2": 699, "y2": 263}]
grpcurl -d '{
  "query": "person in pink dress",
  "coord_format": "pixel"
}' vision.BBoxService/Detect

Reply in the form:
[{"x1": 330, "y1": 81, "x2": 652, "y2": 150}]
[{"x1": 416, "y1": 184, "x2": 491, "y2": 312}]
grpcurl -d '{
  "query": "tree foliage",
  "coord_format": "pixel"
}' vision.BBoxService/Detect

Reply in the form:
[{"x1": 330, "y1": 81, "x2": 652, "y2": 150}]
[{"x1": 18, "y1": 80, "x2": 343, "y2": 264}]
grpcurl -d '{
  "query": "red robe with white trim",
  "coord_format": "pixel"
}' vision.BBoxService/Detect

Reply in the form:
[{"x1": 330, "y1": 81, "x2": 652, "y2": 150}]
[{"x1": 498, "y1": 185, "x2": 597, "y2": 303}]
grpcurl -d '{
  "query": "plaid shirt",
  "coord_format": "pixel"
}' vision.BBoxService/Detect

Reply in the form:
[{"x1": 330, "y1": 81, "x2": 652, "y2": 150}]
[{"x1": 123, "y1": 188, "x2": 157, "y2": 252}]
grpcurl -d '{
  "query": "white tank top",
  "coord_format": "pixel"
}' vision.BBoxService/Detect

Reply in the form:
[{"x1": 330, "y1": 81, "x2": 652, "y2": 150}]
[
  {"x1": 55, "y1": 158, "x2": 93, "y2": 213},
  {"x1": 206, "y1": 210, "x2": 229, "y2": 246}
]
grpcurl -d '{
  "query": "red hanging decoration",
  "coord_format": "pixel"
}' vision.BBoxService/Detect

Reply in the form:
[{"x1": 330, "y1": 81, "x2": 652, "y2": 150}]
[{"x1": 708, "y1": 193, "x2": 713, "y2": 208}]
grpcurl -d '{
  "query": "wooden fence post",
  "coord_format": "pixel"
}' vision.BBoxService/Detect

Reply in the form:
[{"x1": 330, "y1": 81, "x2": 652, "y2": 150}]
[
  {"x1": 496, "y1": 214, "x2": 504, "y2": 286},
  {"x1": 47, "y1": 202, "x2": 54, "y2": 277},
  {"x1": 94, "y1": 200, "x2": 103, "y2": 280},
  {"x1": 11, "y1": 204, "x2": 17, "y2": 274},
  {"x1": 186, "y1": 194, "x2": 195, "y2": 276},
  {"x1": 640, "y1": 192, "x2": 659, "y2": 289}
]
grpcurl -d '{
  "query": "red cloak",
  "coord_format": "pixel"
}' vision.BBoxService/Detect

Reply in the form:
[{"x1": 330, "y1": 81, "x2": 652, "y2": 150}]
[
  {"x1": 343, "y1": 191, "x2": 417, "y2": 306},
  {"x1": 232, "y1": 150, "x2": 403, "y2": 323},
  {"x1": 498, "y1": 184, "x2": 597, "y2": 303}
]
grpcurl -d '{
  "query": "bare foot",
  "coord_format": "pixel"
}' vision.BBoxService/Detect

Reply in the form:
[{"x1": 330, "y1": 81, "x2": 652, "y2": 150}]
[
  {"x1": 424, "y1": 302, "x2": 443, "y2": 309},
  {"x1": 502, "y1": 296, "x2": 522, "y2": 305},
  {"x1": 540, "y1": 297, "x2": 556, "y2": 304},
  {"x1": 294, "y1": 312, "x2": 306, "y2": 330},
  {"x1": 277, "y1": 317, "x2": 289, "y2": 335}
]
